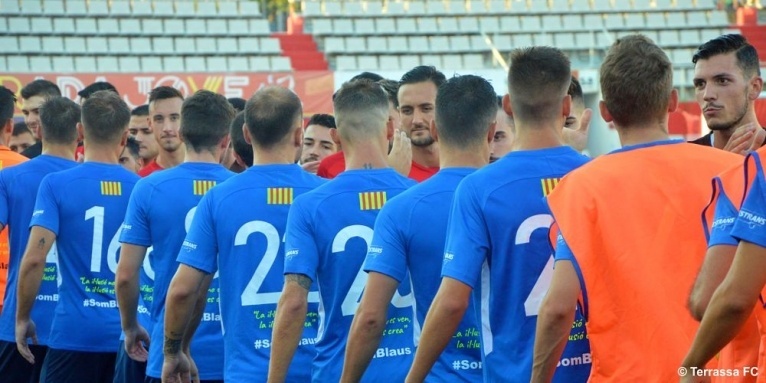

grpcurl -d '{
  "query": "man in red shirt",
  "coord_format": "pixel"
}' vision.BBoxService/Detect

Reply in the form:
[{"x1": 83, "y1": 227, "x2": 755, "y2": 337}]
[{"x1": 137, "y1": 87, "x2": 185, "y2": 177}]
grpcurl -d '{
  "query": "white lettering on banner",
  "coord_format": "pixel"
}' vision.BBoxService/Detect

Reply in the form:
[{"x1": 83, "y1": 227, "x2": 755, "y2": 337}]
[
  {"x1": 739, "y1": 210, "x2": 766, "y2": 228},
  {"x1": 712, "y1": 217, "x2": 736, "y2": 229},
  {"x1": 253, "y1": 337, "x2": 316, "y2": 350},
  {"x1": 82, "y1": 299, "x2": 117, "y2": 308},
  {"x1": 557, "y1": 353, "x2": 591, "y2": 367},
  {"x1": 36, "y1": 294, "x2": 58, "y2": 302},
  {"x1": 452, "y1": 360, "x2": 482, "y2": 371},
  {"x1": 202, "y1": 312, "x2": 222, "y2": 322},
  {"x1": 223, "y1": 76, "x2": 249, "y2": 98},
  {"x1": 372, "y1": 347, "x2": 412, "y2": 359},
  {"x1": 58, "y1": 76, "x2": 85, "y2": 100}
]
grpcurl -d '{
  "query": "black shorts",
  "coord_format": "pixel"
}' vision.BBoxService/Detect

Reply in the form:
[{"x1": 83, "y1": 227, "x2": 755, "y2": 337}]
[
  {"x1": 113, "y1": 340, "x2": 146, "y2": 383},
  {"x1": 41, "y1": 348, "x2": 116, "y2": 383},
  {"x1": 0, "y1": 339, "x2": 47, "y2": 383}
]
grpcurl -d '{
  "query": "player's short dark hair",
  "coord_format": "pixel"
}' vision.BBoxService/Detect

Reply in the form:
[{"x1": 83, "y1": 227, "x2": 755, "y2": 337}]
[
  {"x1": 568, "y1": 76, "x2": 584, "y2": 104},
  {"x1": 230, "y1": 111, "x2": 253, "y2": 167},
  {"x1": 148, "y1": 86, "x2": 183, "y2": 104},
  {"x1": 307, "y1": 113, "x2": 336, "y2": 129},
  {"x1": 180, "y1": 90, "x2": 236, "y2": 153},
  {"x1": 693, "y1": 34, "x2": 760, "y2": 77},
  {"x1": 20, "y1": 79, "x2": 61, "y2": 100},
  {"x1": 78, "y1": 82, "x2": 118, "y2": 100},
  {"x1": 350, "y1": 71, "x2": 385, "y2": 83},
  {"x1": 497, "y1": 95, "x2": 503, "y2": 108},
  {"x1": 131, "y1": 104, "x2": 149, "y2": 117},
  {"x1": 13, "y1": 122, "x2": 31, "y2": 136},
  {"x1": 508, "y1": 46, "x2": 571, "y2": 122},
  {"x1": 227, "y1": 97, "x2": 246, "y2": 112},
  {"x1": 334, "y1": 79, "x2": 389, "y2": 143},
  {"x1": 0, "y1": 86, "x2": 16, "y2": 123},
  {"x1": 436, "y1": 75, "x2": 497, "y2": 147},
  {"x1": 40, "y1": 97, "x2": 80, "y2": 145},
  {"x1": 123, "y1": 135, "x2": 140, "y2": 159},
  {"x1": 400, "y1": 65, "x2": 447, "y2": 88},
  {"x1": 378, "y1": 79, "x2": 400, "y2": 108},
  {"x1": 244, "y1": 87, "x2": 302, "y2": 149},
  {"x1": 81, "y1": 90, "x2": 131, "y2": 144}
]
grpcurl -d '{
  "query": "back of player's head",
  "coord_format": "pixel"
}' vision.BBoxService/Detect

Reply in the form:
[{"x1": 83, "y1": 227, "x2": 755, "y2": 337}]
[
  {"x1": 40, "y1": 96, "x2": 80, "y2": 145},
  {"x1": 148, "y1": 86, "x2": 183, "y2": 104},
  {"x1": 307, "y1": 113, "x2": 336, "y2": 129},
  {"x1": 435, "y1": 75, "x2": 497, "y2": 148},
  {"x1": 351, "y1": 71, "x2": 385, "y2": 83},
  {"x1": 78, "y1": 82, "x2": 118, "y2": 100},
  {"x1": 0, "y1": 86, "x2": 15, "y2": 123},
  {"x1": 568, "y1": 76, "x2": 584, "y2": 106},
  {"x1": 13, "y1": 122, "x2": 31, "y2": 136},
  {"x1": 244, "y1": 86, "x2": 303, "y2": 149},
  {"x1": 230, "y1": 111, "x2": 254, "y2": 167},
  {"x1": 507, "y1": 46, "x2": 571, "y2": 122},
  {"x1": 400, "y1": 66, "x2": 447, "y2": 88},
  {"x1": 600, "y1": 34, "x2": 673, "y2": 126},
  {"x1": 378, "y1": 79, "x2": 400, "y2": 108},
  {"x1": 20, "y1": 79, "x2": 61, "y2": 100},
  {"x1": 124, "y1": 135, "x2": 140, "y2": 159},
  {"x1": 227, "y1": 97, "x2": 246, "y2": 112},
  {"x1": 81, "y1": 90, "x2": 131, "y2": 144},
  {"x1": 180, "y1": 90, "x2": 236, "y2": 153},
  {"x1": 333, "y1": 79, "x2": 390, "y2": 143},
  {"x1": 131, "y1": 104, "x2": 149, "y2": 117},
  {"x1": 693, "y1": 34, "x2": 760, "y2": 78}
]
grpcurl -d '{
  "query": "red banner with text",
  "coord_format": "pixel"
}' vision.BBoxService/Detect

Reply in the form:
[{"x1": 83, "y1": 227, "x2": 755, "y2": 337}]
[{"x1": 0, "y1": 72, "x2": 335, "y2": 116}]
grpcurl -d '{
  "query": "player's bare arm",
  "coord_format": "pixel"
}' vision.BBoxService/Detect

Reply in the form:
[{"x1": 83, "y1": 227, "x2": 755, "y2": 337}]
[
  {"x1": 268, "y1": 273, "x2": 311, "y2": 383},
  {"x1": 115, "y1": 243, "x2": 151, "y2": 362},
  {"x1": 688, "y1": 245, "x2": 736, "y2": 321},
  {"x1": 341, "y1": 272, "x2": 400, "y2": 383},
  {"x1": 531, "y1": 260, "x2": 581, "y2": 383},
  {"x1": 15, "y1": 226, "x2": 55, "y2": 364},
  {"x1": 406, "y1": 277, "x2": 471, "y2": 383},
  {"x1": 681, "y1": 241, "x2": 766, "y2": 376}
]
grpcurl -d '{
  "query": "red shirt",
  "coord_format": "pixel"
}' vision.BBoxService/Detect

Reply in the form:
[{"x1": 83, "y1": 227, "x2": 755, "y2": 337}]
[
  {"x1": 408, "y1": 161, "x2": 439, "y2": 183},
  {"x1": 317, "y1": 151, "x2": 346, "y2": 179},
  {"x1": 137, "y1": 160, "x2": 163, "y2": 177}
]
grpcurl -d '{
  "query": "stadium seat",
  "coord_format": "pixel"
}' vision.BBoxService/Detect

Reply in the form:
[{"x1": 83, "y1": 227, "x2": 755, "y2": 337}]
[
  {"x1": 175, "y1": 37, "x2": 196, "y2": 54},
  {"x1": 143, "y1": 19, "x2": 164, "y2": 35},
  {"x1": 186, "y1": 19, "x2": 208, "y2": 36},
  {"x1": 334, "y1": 19, "x2": 353, "y2": 34},
  {"x1": 479, "y1": 16, "x2": 500, "y2": 32},
  {"x1": 8, "y1": 17, "x2": 30, "y2": 33},
  {"x1": 521, "y1": 15, "x2": 541, "y2": 31},
  {"x1": 420, "y1": 54, "x2": 442, "y2": 68},
  {"x1": 88, "y1": 1, "x2": 108, "y2": 16},
  {"x1": 676, "y1": 0, "x2": 695, "y2": 10},
  {"x1": 185, "y1": 57, "x2": 206, "y2": 71},
  {"x1": 119, "y1": 19, "x2": 141, "y2": 35},
  {"x1": 74, "y1": 56, "x2": 96, "y2": 72},
  {"x1": 21, "y1": 0, "x2": 43, "y2": 15},
  {"x1": 64, "y1": 36, "x2": 86, "y2": 54},
  {"x1": 140, "y1": 56, "x2": 163, "y2": 72},
  {"x1": 118, "y1": 56, "x2": 139, "y2": 73},
  {"x1": 324, "y1": 37, "x2": 344, "y2": 53},
  {"x1": 450, "y1": 35, "x2": 471, "y2": 52},
  {"x1": 459, "y1": 16, "x2": 479, "y2": 32},
  {"x1": 43, "y1": 0, "x2": 65, "y2": 15},
  {"x1": 367, "y1": 36, "x2": 388, "y2": 53},
  {"x1": 132, "y1": 1, "x2": 153, "y2": 16},
  {"x1": 356, "y1": 55, "x2": 378, "y2": 70},
  {"x1": 575, "y1": 32, "x2": 594, "y2": 48},
  {"x1": 555, "y1": 33, "x2": 577, "y2": 49},
  {"x1": 470, "y1": 35, "x2": 486, "y2": 51},
  {"x1": 311, "y1": 19, "x2": 333, "y2": 35},
  {"x1": 249, "y1": 19, "x2": 270, "y2": 35},
  {"x1": 152, "y1": 37, "x2": 174, "y2": 53},
  {"x1": 110, "y1": 1, "x2": 131, "y2": 16},
  {"x1": 625, "y1": 13, "x2": 644, "y2": 29},
  {"x1": 709, "y1": 11, "x2": 727, "y2": 26},
  {"x1": 0, "y1": 37, "x2": 18, "y2": 53},
  {"x1": 345, "y1": 1, "x2": 364, "y2": 15},
  {"x1": 42, "y1": 36, "x2": 64, "y2": 53},
  {"x1": 396, "y1": 18, "x2": 417, "y2": 34},
  {"x1": 1, "y1": 0, "x2": 21, "y2": 15},
  {"x1": 228, "y1": 56, "x2": 250, "y2": 72},
  {"x1": 562, "y1": 15, "x2": 583, "y2": 30},
  {"x1": 378, "y1": 55, "x2": 400, "y2": 69},
  {"x1": 542, "y1": 15, "x2": 563, "y2": 32},
  {"x1": 534, "y1": 33, "x2": 553, "y2": 46},
  {"x1": 513, "y1": 34, "x2": 533, "y2": 48},
  {"x1": 176, "y1": 1, "x2": 195, "y2": 17},
  {"x1": 98, "y1": 19, "x2": 119, "y2": 35},
  {"x1": 408, "y1": 1, "x2": 426, "y2": 15},
  {"x1": 196, "y1": 2, "x2": 217, "y2": 17},
  {"x1": 367, "y1": 1, "x2": 383, "y2": 14},
  {"x1": 387, "y1": 36, "x2": 408, "y2": 53},
  {"x1": 0, "y1": 17, "x2": 7, "y2": 34},
  {"x1": 237, "y1": 36, "x2": 259, "y2": 53},
  {"x1": 439, "y1": 17, "x2": 459, "y2": 33},
  {"x1": 592, "y1": 0, "x2": 611, "y2": 11},
  {"x1": 399, "y1": 54, "x2": 420, "y2": 68},
  {"x1": 250, "y1": 56, "x2": 271, "y2": 71},
  {"x1": 30, "y1": 56, "x2": 52, "y2": 72},
  {"x1": 491, "y1": 33, "x2": 512, "y2": 50},
  {"x1": 570, "y1": 0, "x2": 590, "y2": 12},
  {"x1": 218, "y1": 1, "x2": 238, "y2": 17},
  {"x1": 667, "y1": 12, "x2": 686, "y2": 28},
  {"x1": 408, "y1": 36, "x2": 429, "y2": 52},
  {"x1": 659, "y1": 30, "x2": 680, "y2": 47},
  {"x1": 195, "y1": 37, "x2": 217, "y2": 54},
  {"x1": 325, "y1": 1, "x2": 342, "y2": 15},
  {"x1": 604, "y1": 14, "x2": 623, "y2": 30},
  {"x1": 207, "y1": 56, "x2": 228, "y2": 72},
  {"x1": 75, "y1": 18, "x2": 95, "y2": 34},
  {"x1": 345, "y1": 36, "x2": 367, "y2": 53},
  {"x1": 442, "y1": 54, "x2": 463, "y2": 68},
  {"x1": 583, "y1": 14, "x2": 604, "y2": 29},
  {"x1": 30, "y1": 17, "x2": 52, "y2": 34},
  {"x1": 499, "y1": 16, "x2": 521, "y2": 30},
  {"x1": 240, "y1": 1, "x2": 261, "y2": 15},
  {"x1": 19, "y1": 36, "x2": 41, "y2": 53},
  {"x1": 162, "y1": 56, "x2": 185, "y2": 71},
  {"x1": 130, "y1": 37, "x2": 153, "y2": 55},
  {"x1": 7, "y1": 56, "x2": 27, "y2": 72},
  {"x1": 528, "y1": 0, "x2": 548, "y2": 13},
  {"x1": 96, "y1": 56, "x2": 118, "y2": 72},
  {"x1": 164, "y1": 19, "x2": 185, "y2": 35},
  {"x1": 260, "y1": 38, "x2": 282, "y2": 54},
  {"x1": 487, "y1": 0, "x2": 507, "y2": 13},
  {"x1": 679, "y1": 30, "x2": 700, "y2": 45},
  {"x1": 355, "y1": 18, "x2": 376, "y2": 35},
  {"x1": 387, "y1": 1, "x2": 405, "y2": 15},
  {"x1": 218, "y1": 37, "x2": 239, "y2": 54},
  {"x1": 430, "y1": 36, "x2": 450, "y2": 52},
  {"x1": 108, "y1": 37, "x2": 130, "y2": 54},
  {"x1": 462, "y1": 53, "x2": 483, "y2": 68},
  {"x1": 645, "y1": 13, "x2": 666, "y2": 29},
  {"x1": 207, "y1": 19, "x2": 229, "y2": 36},
  {"x1": 335, "y1": 55, "x2": 357, "y2": 70},
  {"x1": 427, "y1": 0, "x2": 448, "y2": 15},
  {"x1": 419, "y1": 18, "x2": 439, "y2": 34},
  {"x1": 686, "y1": 11, "x2": 706, "y2": 27}
]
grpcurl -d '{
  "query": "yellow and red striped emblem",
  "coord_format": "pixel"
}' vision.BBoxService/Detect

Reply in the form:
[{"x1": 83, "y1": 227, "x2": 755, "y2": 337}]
[
  {"x1": 540, "y1": 178, "x2": 561, "y2": 197},
  {"x1": 193, "y1": 180, "x2": 216, "y2": 196},
  {"x1": 267, "y1": 187, "x2": 294, "y2": 205},
  {"x1": 359, "y1": 191, "x2": 387, "y2": 211},
  {"x1": 100, "y1": 181, "x2": 122, "y2": 196}
]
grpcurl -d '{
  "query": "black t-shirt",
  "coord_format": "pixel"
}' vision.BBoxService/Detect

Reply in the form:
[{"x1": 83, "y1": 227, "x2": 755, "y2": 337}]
[
  {"x1": 689, "y1": 132, "x2": 712, "y2": 146},
  {"x1": 21, "y1": 141, "x2": 42, "y2": 159}
]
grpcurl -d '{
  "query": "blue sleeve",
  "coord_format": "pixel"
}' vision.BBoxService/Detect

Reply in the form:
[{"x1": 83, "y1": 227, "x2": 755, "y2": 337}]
[
  {"x1": 553, "y1": 232, "x2": 576, "y2": 263},
  {"x1": 0, "y1": 171, "x2": 9, "y2": 227},
  {"x1": 708, "y1": 192, "x2": 739, "y2": 248},
  {"x1": 177, "y1": 193, "x2": 218, "y2": 274},
  {"x1": 363, "y1": 202, "x2": 408, "y2": 283},
  {"x1": 119, "y1": 181, "x2": 152, "y2": 247},
  {"x1": 29, "y1": 175, "x2": 60, "y2": 235},
  {"x1": 283, "y1": 198, "x2": 319, "y2": 282},
  {"x1": 441, "y1": 180, "x2": 487, "y2": 289},
  {"x1": 731, "y1": 177, "x2": 766, "y2": 247}
]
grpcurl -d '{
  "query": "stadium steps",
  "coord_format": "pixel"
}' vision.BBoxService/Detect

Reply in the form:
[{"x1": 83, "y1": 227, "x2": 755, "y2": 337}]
[{"x1": 272, "y1": 33, "x2": 328, "y2": 70}]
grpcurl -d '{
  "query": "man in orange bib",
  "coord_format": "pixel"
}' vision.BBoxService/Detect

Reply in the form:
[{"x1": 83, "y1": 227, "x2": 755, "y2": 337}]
[{"x1": 530, "y1": 35, "x2": 742, "y2": 383}]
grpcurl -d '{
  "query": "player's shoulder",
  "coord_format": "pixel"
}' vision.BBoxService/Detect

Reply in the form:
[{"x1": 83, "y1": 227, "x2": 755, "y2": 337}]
[{"x1": 0, "y1": 148, "x2": 29, "y2": 167}]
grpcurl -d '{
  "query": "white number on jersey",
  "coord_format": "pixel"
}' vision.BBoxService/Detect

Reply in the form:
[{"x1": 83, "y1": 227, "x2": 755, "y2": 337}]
[
  {"x1": 516, "y1": 214, "x2": 555, "y2": 317},
  {"x1": 85, "y1": 206, "x2": 120, "y2": 274}
]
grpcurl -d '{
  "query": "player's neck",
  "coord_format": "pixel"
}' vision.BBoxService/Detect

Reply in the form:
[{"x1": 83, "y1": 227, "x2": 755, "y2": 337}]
[
  {"x1": 41, "y1": 143, "x2": 76, "y2": 161},
  {"x1": 511, "y1": 125, "x2": 565, "y2": 151},
  {"x1": 183, "y1": 149, "x2": 219, "y2": 164},
  {"x1": 412, "y1": 142, "x2": 439, "y2": 168},
  {"x1": 714, "y1": 112, "x2": 760, "y2": 149},
  {"x1": 83, "y1": 146, "x2": 120, "y2": 164},
  {"x1": 616, "y1": 123, "x2": 670, "y2": 147},
  {"x1": 345, "y1": 143, "x2": 389, "y2": 170},
  {"x1": 439, "y1": 145, "x2": 488, "y2": 169},
  {"x1": 252, "y1": 146, "x2": 297, "y2": 166},
  {"x1": 156, "y1": 149, "x2": 184, "y2": 169}
]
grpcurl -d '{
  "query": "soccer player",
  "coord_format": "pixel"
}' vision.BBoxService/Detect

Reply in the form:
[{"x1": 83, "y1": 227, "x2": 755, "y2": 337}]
[
  {"x1": 342, "y1": 74, "x2": 497, "y2": 382},
  {"x1": 10, "y1": 123, "x2": 37, "y2": 154},
  {"x1": 138, "y1": 87, "x2": 184, "y2": 177},
  {"x1": 489, "y1": 96, "x2": 514, "y2": 163},
  {"x1": 116, "y1": 90, "x2": 235, "y2": 383},
  {"x1": 690, "y1": 35, "x2": 766, "y2": 154},
  {"x1": 562, "y1": 76, "x2": 591, "y2": 154},
  {"x1": 78, "y1": 81, "x2": 118, "y2": 104},
  {"x1": 163, "y1": 87, "x2": 322, "y2": 383},
  {"x1": 398, "y1": 66, "x2": 444, "y2": 182},
  {"x1": 408, "y1": 47, "x2": 592, "y2": 383},
  {"x1": 530, "y1": 35, "x2": 741, "y2": 383},
  {"x1": 299, "y1": 114, "x2": 337, "y2": 174},
  {"x1": 229, "y1": 111, "x2": 253, "y2": 170},
  {"x1": 16, "y1": 90, "x2": 139, "y2": 383},
  {"x1": 0, "y1": 95, "x2": 77, "y2": 383},
  {"x1": 270, "y1": 80, "x2": 415, "y2": 382},
  {"x1": 128, "y1": 105, "x2": 159, "y2": 169},
  {"x1": 119, "y1": 136, "x2": 141, "y2": 174},
  {"x1": 20, "y1": 79, "x2": 61, "y2": 159}
]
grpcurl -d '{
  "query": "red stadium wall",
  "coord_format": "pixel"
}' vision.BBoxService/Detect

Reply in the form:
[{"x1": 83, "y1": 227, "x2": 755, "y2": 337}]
[{"x1": 0, "y1": 72, "x2": 335, "y2": 116}]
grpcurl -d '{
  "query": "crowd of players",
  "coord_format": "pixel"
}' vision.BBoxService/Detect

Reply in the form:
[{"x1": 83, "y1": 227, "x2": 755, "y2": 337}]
[{"x1": 0, "y1": 31, "x2": 764, "y2": 383}]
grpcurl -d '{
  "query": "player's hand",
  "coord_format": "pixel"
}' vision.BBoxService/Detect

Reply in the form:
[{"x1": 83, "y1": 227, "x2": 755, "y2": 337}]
[
  {"x1": 15, "y1": 319, "x2": 38, "y2": 364},
  {"x1": 562, "y1": 108, "x2": 592, "y2": 153},
  {"x1": 300, "y1": 160, "x2": 320, "y2": 174},
  {"x1": 187, "y1": 351, "x2": 200, "y2": 383},
  {"x1": 723, "y1": 123, "x2": 762, "y2": 155},
  {"x1": 162, "y1": 352, "x2": 192, "y2": 383},
  {"x1": 387, "y1": 129, "x2": 412, "y2": 177},
  {"x1": 124, "y1": 325, "x2": 151, "y2": 362}
]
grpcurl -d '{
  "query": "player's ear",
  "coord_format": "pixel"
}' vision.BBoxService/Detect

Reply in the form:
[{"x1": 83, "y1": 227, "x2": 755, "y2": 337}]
[
  {"x1": 562, "y1": 94, "x2": 572, "y2": 119},
  {"x1": 330, "y1": 127, "x2": 340, "y2": 145},
  {"x1": 430, "y1": 119, "x2": 439, "y2": 142},
  {"x1": 750, "y1": 75, "x2": 763, "y2": 100},
  {"x1": 242, "y1": 123, "x2": 252, "y2": 145},
  {"x1": 599, "y1": 100, "x2": 613, "y2": 124},
  {"x1": 502, "y1": 94, "x2": 513, "y2": 118},
  {"x1": 292, "y1": 125, "x2": 303, "y2": 148},
  {"x1": 668, "y1": 88, "x2": 679, "y2": 113},
  {"x1": 386, "y1": 116, "x2": 394, "y2": 141}
]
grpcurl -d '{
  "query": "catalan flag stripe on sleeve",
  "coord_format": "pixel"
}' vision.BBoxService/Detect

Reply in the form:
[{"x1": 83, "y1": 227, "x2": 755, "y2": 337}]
[
  {"x1": 541, "y1": 178, "x2": 561, "y2": 197},
  {"x1": 266, "y1": 188, "x2": 294, "y2": 205},
  {"x1": 359, "y1": 191, "x2": 387, "y2": 210},
  {"x1": 100, "y1": 181, "x2": 122, "y2": 196}
]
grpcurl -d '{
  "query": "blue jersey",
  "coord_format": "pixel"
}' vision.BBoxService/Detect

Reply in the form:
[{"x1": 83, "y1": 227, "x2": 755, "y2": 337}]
[
  {"x1": 120, "y1": 162, "x2": 233, "y2": 379},
  {"x1": 364, "y1": 168, "x2": 483, "y2": 382},
  {"x1": 30, "y1": 162, "x2": 138, "y2": 352},
  {"x1": 177, "y1": 164, "x2": 324, "y2": 383},
  {"x1": 441, "y1": 147, "x2": 591, "y2": 383},
  {"x1": 706, "y1": 177, "x2": 741, "y2": 248},
  {"x1": 732, "y1": 152, "x2": 766, "y2": 248},
  {"x1": 0, "y1": 155, "x2": 77, "y2": 344},
  {"x1": 284, "y1": 168, "x2": 416, "y2": 382}
]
